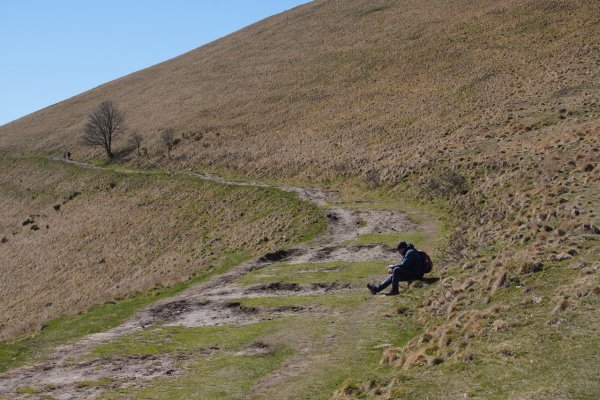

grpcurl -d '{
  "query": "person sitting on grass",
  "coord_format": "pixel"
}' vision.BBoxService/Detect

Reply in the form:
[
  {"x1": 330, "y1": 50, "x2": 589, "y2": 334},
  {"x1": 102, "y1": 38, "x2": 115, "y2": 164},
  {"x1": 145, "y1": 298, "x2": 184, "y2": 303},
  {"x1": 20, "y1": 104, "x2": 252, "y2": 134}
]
[{"x1": 367, "y1": 241, "x2": 424, "y2": 296}]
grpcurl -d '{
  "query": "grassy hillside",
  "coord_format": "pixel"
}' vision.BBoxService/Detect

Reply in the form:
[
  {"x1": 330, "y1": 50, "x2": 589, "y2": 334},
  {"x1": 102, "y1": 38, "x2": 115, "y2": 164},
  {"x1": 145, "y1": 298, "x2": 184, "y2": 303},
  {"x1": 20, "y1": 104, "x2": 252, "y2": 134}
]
[
  {"x1": 0, "y1": 158, "x2": 323, "y2": 340},
  {"x1": 0, "y1": 0, "x2": 598, "y2": 397}
]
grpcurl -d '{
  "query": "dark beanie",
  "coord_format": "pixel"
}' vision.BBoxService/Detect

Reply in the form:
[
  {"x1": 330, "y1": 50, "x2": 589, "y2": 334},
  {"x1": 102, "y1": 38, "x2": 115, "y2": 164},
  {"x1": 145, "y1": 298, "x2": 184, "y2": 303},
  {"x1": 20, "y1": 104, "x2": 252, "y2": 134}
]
[{"x1": 396, "y1": 241, "x2": 408, "y2": 250}]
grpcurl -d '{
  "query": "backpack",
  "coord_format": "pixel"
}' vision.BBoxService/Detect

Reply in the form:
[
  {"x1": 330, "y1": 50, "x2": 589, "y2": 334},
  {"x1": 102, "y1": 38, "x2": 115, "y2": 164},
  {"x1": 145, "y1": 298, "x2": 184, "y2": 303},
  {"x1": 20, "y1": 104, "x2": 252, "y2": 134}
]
[{"x1": 419, "y1": 251, "x2": 433, "y2": 274}]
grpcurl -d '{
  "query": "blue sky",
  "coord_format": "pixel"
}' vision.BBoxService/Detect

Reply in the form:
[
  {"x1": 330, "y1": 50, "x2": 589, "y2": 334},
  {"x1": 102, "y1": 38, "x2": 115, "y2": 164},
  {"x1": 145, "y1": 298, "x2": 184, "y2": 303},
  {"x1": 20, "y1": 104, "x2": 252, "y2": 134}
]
[{"x1": 0, "y1": 1, "x2": 309, "y2": 126}]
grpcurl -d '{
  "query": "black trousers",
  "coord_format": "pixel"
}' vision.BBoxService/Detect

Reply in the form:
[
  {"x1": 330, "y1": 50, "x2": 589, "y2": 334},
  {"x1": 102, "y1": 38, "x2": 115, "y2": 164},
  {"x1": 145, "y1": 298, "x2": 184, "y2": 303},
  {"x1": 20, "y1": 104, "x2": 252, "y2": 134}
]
[{"x1": 378, "y1": 267, "x2": 423, "y2": 292}]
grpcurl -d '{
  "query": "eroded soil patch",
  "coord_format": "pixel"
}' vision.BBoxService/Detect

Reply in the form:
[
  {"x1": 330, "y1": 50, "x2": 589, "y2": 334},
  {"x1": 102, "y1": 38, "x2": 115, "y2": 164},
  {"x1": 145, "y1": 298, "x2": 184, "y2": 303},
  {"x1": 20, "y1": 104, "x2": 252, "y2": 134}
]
[{"x1": 0, "y1": 354, "x2": 190, "y2": 400}]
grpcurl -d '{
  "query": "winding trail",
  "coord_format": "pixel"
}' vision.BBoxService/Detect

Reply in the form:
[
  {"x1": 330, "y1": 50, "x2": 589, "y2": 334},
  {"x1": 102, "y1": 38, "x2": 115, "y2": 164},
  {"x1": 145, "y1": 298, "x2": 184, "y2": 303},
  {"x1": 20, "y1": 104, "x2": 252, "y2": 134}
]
[{"x1": 0, "y1": 158, "x2": 416, "y2": 399}]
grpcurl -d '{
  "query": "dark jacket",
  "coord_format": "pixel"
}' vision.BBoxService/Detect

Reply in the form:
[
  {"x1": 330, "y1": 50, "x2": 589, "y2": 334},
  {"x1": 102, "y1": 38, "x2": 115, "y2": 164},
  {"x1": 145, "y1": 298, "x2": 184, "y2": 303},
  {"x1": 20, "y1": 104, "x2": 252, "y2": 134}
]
[{"x1": 391, "y1": 244, "x2": 422, "y2": 274}]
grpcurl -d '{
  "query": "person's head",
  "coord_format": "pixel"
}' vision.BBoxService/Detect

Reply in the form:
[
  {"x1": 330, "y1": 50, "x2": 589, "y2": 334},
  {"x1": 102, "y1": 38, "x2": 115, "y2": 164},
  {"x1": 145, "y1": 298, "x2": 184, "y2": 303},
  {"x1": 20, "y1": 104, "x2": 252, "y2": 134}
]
[{"x1": 396, "y1": 241, "x2": 408, "y2": 256}]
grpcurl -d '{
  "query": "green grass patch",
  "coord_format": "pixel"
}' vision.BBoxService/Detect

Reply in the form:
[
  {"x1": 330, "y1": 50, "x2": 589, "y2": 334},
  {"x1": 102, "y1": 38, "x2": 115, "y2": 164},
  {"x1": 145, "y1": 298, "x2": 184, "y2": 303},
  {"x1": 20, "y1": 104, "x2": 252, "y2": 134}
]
[
  {"x1": 75, "y1": 377, "x2": 115, "y2": 388},
  {"x1": 239, "y1": 260, "x2": 388, "y2": 286},
  {"x1": 15, "y1": 387, "x2": 40, "y2": 395},
  {"x1": 94, "y1": 300, "x2": 421, "y2": 400},
  {"x1": 99, "y1": 348, "x2": 292, "y2": 400},
  {"x1": 244, "y1": 303, "x2": 419, "y2": 399},
  {"x1": 234, "y1": 292, "x2": 366, "y2": 312},
  {"x1": 91, "y1": 319, "x2": 286, "y2": 359}
]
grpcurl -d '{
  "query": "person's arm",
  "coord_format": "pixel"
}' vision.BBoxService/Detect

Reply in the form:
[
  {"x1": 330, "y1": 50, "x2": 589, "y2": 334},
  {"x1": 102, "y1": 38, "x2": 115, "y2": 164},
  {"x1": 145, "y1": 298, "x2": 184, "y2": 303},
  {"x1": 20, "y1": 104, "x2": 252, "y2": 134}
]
[{"x1": 388, "y1": 257, "x2": 406, "y2": 272}]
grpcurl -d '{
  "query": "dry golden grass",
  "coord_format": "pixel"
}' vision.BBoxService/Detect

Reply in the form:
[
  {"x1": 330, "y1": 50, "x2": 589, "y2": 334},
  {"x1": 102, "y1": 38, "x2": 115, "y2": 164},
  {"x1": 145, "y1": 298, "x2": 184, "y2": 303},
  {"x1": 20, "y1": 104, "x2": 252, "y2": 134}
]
[{"x1": 0, "y1": 158, "x2": 321, "y2": 340}]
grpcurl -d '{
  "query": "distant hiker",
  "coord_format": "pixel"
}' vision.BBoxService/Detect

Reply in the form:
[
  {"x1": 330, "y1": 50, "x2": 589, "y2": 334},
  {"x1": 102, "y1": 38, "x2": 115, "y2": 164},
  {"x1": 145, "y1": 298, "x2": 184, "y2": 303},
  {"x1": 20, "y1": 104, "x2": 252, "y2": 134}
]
[
  {"x1": 66, "y1": 151, "x2": 71, "y2": 160},
  {"x1": 367, "y1": 241, "x2": 428, "y2": 296}
]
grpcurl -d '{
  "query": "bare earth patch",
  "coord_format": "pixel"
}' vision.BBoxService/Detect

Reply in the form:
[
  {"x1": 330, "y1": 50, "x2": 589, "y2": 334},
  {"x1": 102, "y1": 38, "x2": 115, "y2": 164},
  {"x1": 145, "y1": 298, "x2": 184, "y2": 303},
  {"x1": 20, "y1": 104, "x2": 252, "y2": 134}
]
[{"x1": 0, "y1": 354, "x2": 190, "y2": 400}]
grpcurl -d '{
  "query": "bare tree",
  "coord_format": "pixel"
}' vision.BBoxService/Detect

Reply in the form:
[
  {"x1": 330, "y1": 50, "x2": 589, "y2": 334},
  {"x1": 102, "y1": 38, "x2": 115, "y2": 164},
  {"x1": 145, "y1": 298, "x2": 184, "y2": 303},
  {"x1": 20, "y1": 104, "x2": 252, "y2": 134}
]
[
  {"x1": 129, "y1": 131, "x2": 144, "y2": 156},
  {"x1": 161, "y1": 128, "x2": 175, "y2": 159},
  {"x1": 82, "y1": 100, "x2": 125, "y2": 159}
]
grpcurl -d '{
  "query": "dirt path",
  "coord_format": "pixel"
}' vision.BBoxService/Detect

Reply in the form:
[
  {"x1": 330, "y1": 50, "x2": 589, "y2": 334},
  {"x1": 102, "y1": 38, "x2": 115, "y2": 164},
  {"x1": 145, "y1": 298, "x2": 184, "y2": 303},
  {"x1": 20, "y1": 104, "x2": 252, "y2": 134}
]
[{"x1": 0, "y1": 159, "x2": 415, "y2": 399}]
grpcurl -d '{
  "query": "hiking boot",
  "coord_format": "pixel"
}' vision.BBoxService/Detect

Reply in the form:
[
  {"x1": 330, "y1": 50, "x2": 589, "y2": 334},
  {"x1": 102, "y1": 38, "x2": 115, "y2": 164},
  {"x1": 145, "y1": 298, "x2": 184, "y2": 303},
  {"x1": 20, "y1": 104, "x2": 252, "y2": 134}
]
[
  {"x1": 367, "y1": 283, "x2": 378, "y2": 295},
  {"x1": 385, "y1": 290, "x2": 400, "y2": 296}
]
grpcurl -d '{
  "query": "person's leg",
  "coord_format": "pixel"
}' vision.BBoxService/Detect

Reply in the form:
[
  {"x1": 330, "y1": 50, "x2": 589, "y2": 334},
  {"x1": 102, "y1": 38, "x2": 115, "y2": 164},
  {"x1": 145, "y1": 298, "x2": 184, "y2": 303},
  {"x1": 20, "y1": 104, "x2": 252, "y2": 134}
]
[
  {"x1": 391, "y1": 268, "x2": 404, "y2": 293},
  {"x1": 377, "y1": 274, "x2": 393, "y2": 292},
  {"x1": 373, "y1": 268, "x2": 407, "y2": 294},
  {"x1": 391, "y1": 267, "x2": 421, "y2": 292},
  {"x1": 371, "y1": 267, "x2": 423, "y2": 294}
]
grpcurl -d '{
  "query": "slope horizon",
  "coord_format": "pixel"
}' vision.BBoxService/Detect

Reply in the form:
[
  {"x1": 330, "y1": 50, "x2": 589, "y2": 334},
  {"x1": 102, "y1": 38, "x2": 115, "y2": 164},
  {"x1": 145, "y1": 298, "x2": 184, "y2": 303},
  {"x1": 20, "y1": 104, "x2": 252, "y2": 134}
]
[{"x1": 0, "y1": 0, "x2": 310, "y2": 126}]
